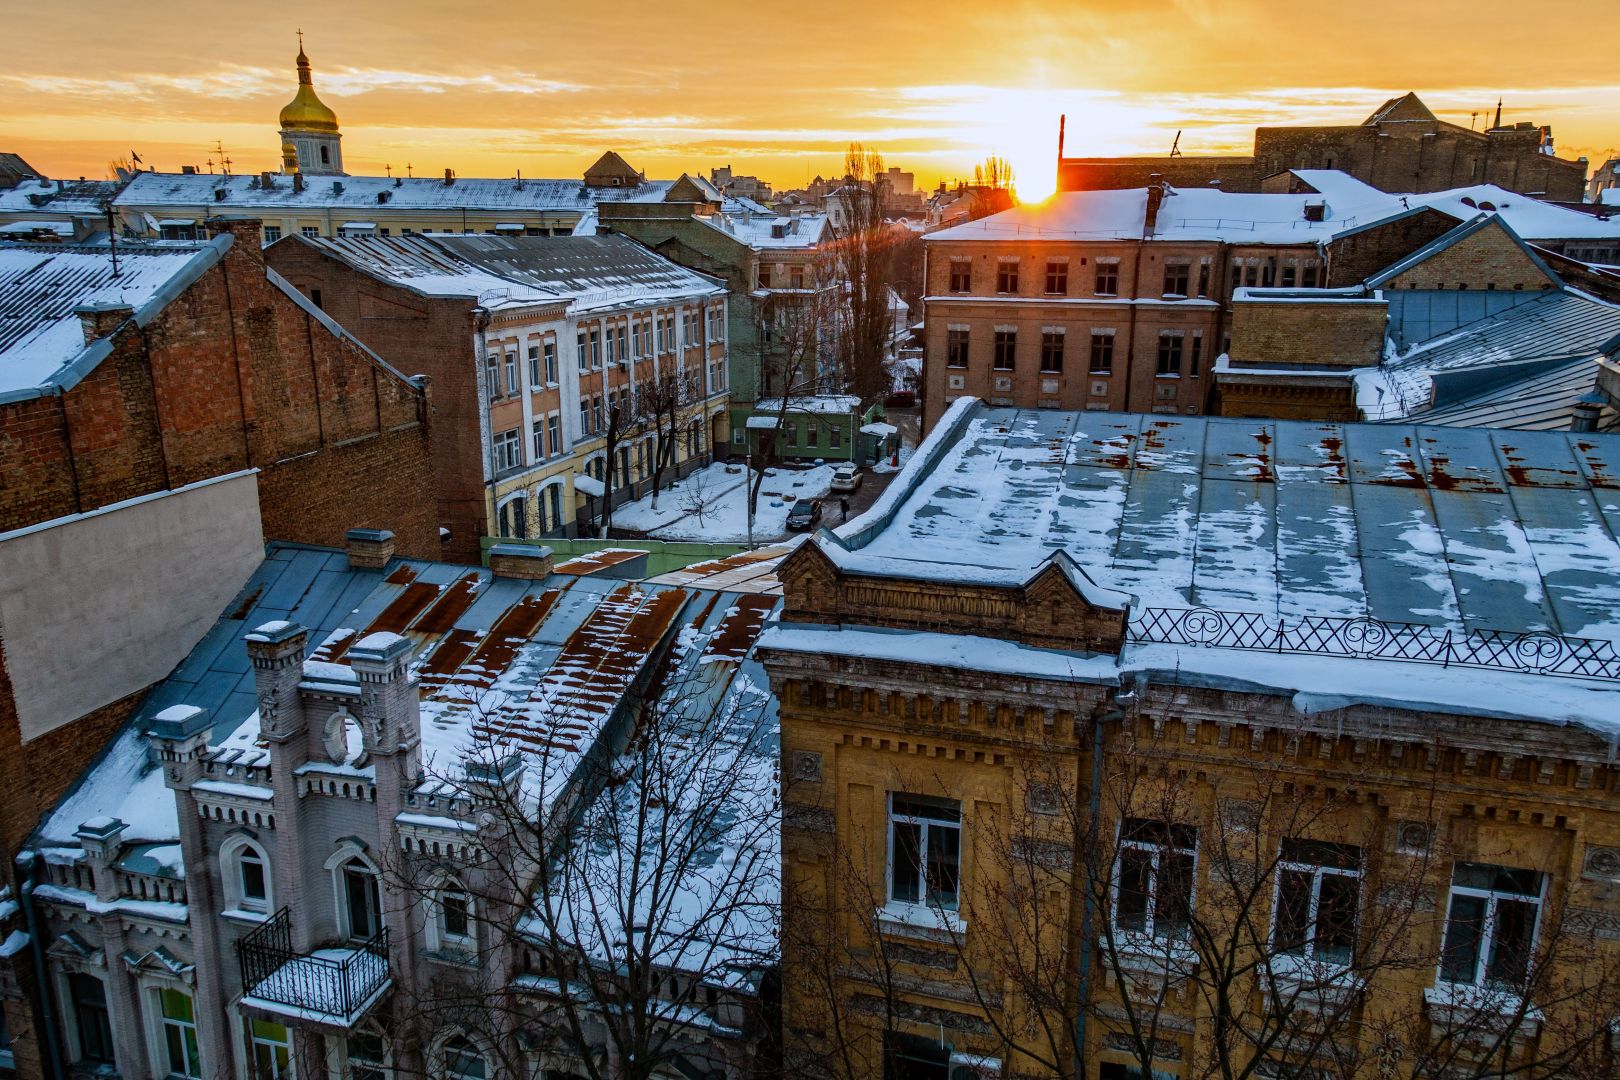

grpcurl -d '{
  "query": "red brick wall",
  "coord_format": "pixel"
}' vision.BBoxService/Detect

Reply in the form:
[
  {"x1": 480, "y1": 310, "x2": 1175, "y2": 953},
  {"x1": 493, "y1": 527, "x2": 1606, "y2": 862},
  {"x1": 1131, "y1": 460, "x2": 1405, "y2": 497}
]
[
  {"x1": 266, "y1": 239, "x2": 489, "y2": 564},
  {"x1": 0, "y1": 219, "x2": 437, "y2": 558}
]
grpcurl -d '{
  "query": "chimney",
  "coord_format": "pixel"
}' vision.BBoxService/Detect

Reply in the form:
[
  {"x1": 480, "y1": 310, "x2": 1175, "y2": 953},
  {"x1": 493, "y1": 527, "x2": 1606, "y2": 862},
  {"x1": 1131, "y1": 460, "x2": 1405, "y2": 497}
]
[
  {"x1": 76, "y1": 817, "x2": 127, "y2": 903},
  {"x1": 245, "y1": 621, "x2": 309, "y2": 745},
  {"x1": 488, "y1": 543, "x2": 555, "y2": 580},
  {"x1": 75, "y1": 301, "x2": 135, "y2": 345},
  {"x1": 346, "y1": 527, "x2": 397, "y2": 570},
  {"x1": 1571, "y1": 392, "x2": 1605, "y2": 433},
  {"x1": 204, "y1": 217, "x2": 265, "y2": 255},
  {"x1": 1144, "y1": 180, "x2": 1166, "y2": 234},
  {"x1": 444, "y1": 168, "x2": 455, "y2": 186},
  {"x1": 293, "y1": 172, "x2": 305, "y2": 193},
  {"x1": 260, "y1": 171, "x2": 275, "y2": 189},
  {"x1": 1058, "y1": 113, "x2": 1067, "y2": 159}
]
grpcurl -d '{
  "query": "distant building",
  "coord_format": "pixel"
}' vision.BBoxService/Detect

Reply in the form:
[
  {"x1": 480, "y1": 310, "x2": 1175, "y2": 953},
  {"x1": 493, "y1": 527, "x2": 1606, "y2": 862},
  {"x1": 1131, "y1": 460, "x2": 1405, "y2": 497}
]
[
  {"x1": 277, "y1": 42, "x2": 343, "y2": 176},
  {"x1": 1059, "y1": 93, "x2": 1589, "y2": 202},
  {"x1": 266, "y1": 231, "x2": 730, "y2": 553},
  {"x1": 0, "y1": 178, "x2": 121, "y2": 242},
  {"x1": 710, "y1": 165, "x2": 773, "y2": 203},
  {"x1": 0, "y1": 152, "x2": 42, "y2": 189},
  {"x1": 1589, "y1": 157, "x2": 1620, "y2": 203}
]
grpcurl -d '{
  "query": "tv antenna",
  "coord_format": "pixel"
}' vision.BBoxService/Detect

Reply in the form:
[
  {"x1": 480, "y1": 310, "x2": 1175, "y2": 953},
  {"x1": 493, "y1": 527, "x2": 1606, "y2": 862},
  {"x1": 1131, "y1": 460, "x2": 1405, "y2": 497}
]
[{"x1": 1169, "y1": 130, "x2": 1183, "y2": 158}]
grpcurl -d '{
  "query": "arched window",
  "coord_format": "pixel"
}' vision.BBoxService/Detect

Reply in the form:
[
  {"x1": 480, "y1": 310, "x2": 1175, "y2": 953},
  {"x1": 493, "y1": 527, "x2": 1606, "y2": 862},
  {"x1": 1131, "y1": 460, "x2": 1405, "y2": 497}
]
[
  {"x1": 320, "y1": 145, "x2": 331, "y2": 166},
  {"x1": 427, "y1": 875, "x2": 476, "y2": 958},
  {"x1": 441, "y1": 1035, "x2": 486, "y2": 1080},
  {"x1": 221, "y1": 837, "x2": 272, "y2": 914},
  {"x1": 341, "y1": 857, "x2": 382, "y2": 941}
]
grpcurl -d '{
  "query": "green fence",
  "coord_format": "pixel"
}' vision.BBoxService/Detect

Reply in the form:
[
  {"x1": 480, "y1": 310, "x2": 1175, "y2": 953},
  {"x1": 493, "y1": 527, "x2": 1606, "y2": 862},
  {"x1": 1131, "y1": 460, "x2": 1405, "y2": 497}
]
[{"x1": 479, "y1": 535, "x2": 749, "y2": 578}]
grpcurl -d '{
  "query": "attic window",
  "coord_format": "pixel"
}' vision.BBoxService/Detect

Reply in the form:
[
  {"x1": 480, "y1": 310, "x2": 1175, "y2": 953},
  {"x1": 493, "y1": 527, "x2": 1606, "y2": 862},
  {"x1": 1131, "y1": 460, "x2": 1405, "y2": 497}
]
[{"x1": 1303, "y1": 201, "x2": 1326, "y2": 223}]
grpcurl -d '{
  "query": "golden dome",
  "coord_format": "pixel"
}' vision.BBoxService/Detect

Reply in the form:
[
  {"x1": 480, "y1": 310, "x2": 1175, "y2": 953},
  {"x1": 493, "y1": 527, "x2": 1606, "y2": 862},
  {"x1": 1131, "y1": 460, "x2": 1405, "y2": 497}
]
[{"x1": 278, "y1": 48, "x2": 339, "y2": 133}]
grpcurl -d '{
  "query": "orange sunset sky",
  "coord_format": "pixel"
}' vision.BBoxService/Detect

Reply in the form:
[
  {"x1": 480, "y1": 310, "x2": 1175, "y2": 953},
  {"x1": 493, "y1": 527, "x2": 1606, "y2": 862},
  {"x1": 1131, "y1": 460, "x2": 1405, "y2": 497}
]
[{"x1": 3, "y1": 0, "x2": 1617, "y2": 201}]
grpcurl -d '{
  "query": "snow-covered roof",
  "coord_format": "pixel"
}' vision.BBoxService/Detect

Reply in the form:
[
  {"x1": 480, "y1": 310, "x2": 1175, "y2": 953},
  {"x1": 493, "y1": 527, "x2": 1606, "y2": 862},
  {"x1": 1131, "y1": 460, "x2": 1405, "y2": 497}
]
[
  {"x1": 927, "y1": 172, "x2": 1620, "y2": 247},
  {"x1": 0, "y1": 178, "x2": 121, "y2": 218},
  {"x1": 1357, "y1": 289, "x2": 1620, "y2": 422},
  {"x1": 114, "y1": 171, "x2": 680, "y2": 215},
  {"x1": 702, "y1": 209, "x2": 830, "y2": 250},
  {"x1": 772, "y1": 402, "x2": 1620, "y2": 733},
  {"x1": 753, "y1": 394, "x2": 860, "y2": 415},
  {"x1": 36, "y1": 543, "x2": 783, "y2": 906},
  {"x1": 293, "y1": 233, "x2": 724, "y2": 314},
  {"x1": 0, "y1": 238, "x2": 229, "y2": 401}
]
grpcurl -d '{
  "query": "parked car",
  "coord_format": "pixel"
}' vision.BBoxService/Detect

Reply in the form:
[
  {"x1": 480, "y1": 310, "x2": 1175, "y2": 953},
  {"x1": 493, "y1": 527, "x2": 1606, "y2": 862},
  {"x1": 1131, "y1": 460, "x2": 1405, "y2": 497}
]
[
  {"x1": 884, "y1": 390, "x2": 917, "y2": 408},
  {"x1": 831, "y1": 464, "x2": 863, "y2": 492},
  {"x1": 786, "y1": 499, "x2": 823, "y2": 531}
]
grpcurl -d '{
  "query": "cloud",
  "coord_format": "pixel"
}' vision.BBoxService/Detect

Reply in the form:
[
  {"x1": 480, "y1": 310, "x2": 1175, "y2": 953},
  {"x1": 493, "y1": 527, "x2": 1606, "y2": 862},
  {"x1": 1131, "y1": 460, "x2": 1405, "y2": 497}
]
[{"x1": 0, "y1": 66, "x2": 578, "y2": 104}]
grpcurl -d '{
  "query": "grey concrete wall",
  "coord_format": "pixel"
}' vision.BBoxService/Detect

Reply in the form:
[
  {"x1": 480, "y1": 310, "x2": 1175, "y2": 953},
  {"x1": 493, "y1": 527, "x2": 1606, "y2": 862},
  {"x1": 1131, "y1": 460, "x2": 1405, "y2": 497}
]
[{"x1": 0, "y1": 470, "x2": 263, "y2": 740}]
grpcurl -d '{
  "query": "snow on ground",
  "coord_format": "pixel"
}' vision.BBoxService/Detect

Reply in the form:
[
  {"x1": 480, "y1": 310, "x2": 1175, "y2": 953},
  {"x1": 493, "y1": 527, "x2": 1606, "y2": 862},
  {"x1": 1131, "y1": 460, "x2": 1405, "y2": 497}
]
[{"x1": 614, "y1": 462, "x2": 835, "y2": 543}]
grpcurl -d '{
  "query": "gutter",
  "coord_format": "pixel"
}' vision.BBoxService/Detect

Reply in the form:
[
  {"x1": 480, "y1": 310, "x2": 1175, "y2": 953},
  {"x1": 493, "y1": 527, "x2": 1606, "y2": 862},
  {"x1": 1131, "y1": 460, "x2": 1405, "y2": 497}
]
[{"x1": 18, "y1": 853, "x2": 64, "y2": 1080}]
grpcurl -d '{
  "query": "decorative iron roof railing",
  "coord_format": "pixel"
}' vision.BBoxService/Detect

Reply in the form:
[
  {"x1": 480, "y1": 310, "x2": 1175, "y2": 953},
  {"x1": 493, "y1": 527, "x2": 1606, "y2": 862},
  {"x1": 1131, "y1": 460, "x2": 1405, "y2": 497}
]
[{"x1": 1128, "y1": 607, "x2": 1620, "y2": 684}]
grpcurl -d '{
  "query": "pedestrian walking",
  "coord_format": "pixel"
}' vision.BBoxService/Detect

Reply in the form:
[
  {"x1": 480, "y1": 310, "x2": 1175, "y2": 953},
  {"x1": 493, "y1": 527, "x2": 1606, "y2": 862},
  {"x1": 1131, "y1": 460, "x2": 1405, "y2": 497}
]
[{"x1": 840, "y1": 496, "x2": 850, "y2": 521}]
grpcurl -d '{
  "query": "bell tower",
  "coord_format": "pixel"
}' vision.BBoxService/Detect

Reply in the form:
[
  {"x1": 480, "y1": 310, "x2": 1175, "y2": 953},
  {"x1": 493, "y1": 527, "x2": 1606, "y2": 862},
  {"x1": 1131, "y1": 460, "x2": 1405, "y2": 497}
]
[{"x1": 277, "y1": 32, "x2": 344, "y2": 176}]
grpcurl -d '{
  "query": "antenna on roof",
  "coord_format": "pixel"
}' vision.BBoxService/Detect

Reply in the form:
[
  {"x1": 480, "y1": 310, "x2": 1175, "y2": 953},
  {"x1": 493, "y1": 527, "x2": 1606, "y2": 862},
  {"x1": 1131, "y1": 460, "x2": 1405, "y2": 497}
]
[
  {"x1": 1494, "y1": 98, "x2": 1503, "y2": 130},
  {"x1": 406, "y1": 162, "x2": 413, "y2": 179},
  {"x1": 104, "y1": 200, "x2": 120, "y2": 279},
  {"x1": 1169, "y1": 130, "x2": 1183, "y2": 158},
  {"x1": 214, "y1": 140, "x2": 232, "y2": 176},
  {"x1": 385, "y1": 163, "x2": 392, "y2": 178}
]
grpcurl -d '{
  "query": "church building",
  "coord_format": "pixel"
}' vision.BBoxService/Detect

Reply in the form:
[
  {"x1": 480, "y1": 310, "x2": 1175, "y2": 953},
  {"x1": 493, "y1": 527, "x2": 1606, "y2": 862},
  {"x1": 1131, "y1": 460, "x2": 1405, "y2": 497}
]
[{"x1": 278, "y1": 39, "x2": 343, "y2": 177}]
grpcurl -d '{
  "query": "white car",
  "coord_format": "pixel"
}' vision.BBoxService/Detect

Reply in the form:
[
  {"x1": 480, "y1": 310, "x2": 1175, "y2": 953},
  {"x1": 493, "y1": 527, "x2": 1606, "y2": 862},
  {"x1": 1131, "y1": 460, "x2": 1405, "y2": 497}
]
[{"x1": 831, "y1": 464, "x2": 863, "y2": 492}]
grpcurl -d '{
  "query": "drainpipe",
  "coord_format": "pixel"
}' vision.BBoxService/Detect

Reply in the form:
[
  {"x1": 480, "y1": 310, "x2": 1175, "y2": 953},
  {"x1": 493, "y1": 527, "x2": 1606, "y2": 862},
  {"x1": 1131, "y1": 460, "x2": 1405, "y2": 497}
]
[
  {"x1": 472, "y1": 306, "x2": 495, "y2": 541},
  {"x1": 1073, "y1": 713, "x2": 1104, "y2": 1079},
  {"x1": 19, "y1": 852, "x2": 65, "y2": 1080}
]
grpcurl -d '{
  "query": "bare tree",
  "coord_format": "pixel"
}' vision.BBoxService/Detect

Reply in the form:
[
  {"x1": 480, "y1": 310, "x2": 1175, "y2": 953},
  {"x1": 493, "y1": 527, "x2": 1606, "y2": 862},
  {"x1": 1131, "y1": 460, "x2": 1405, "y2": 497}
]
[
  {"x1": 828, "y1": 144, "x2": 901, "y2": 407},
  {"x1": 677, "y1": 466, "x2": 720, "y2": 529},
  {"x1": 637, "y1": 353, "x2": 689, "y2": 512},
  {"x1": 378, "y1": 625, "x2": 782, "y2": 1080}
]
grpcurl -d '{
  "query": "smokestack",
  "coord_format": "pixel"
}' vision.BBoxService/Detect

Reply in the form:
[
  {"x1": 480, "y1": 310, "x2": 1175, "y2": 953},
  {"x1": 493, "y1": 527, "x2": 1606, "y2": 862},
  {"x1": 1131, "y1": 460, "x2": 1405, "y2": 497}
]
[
  {"x1": 1144, "y1": 178, "x2": 1166, "y2": 234},
  {"x1": 1058, "y1": 114, "x2": 1067, "y2": 159},
  {"x1": 1494, "y1": 98, "x2": 1503, "y2": 130}
]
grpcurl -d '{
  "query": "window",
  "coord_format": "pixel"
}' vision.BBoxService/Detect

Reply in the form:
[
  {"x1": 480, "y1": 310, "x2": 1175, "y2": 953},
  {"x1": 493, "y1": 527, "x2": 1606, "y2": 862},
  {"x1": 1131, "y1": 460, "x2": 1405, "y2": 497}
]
[
  {"x1": 1163, "y1": 260, "x2": 1190, "y2": 296},
  {"x1": 485, "y1": 355, "x2": 500, "y2": 402},
  {"x1": 790, "y1": 265, "x2": 805, "y2": 289},
  {"x1": 758, "y1": 265, "x2": 773, "y2": 289},
  {"x1": 1281, "y1": 262, "x2": 1297, "y2": 288},
  {"x1": 592, "y1": 396, "x2": 604, "y2": 435},
  {"x1": 806, "y1": 425, "x2": 819, "y2": 448},
  {"x1": 504, "y1": 352, "x2": 518, "y2": 395},
  {"x1": 301, "y1": 226, "x2": 319, "y2": 238},
  {"x1": 1114, "y1": 819, "x2": 1196, "y2": 940},
  {"x1": 1045, "y1": 260, "x2": 1068, "y2": 294},
  {"x1": 576, "y1": 331, "x2": 588, "y2": 373},
  {"x1": 949, "y1": 259, "x2": 972, "y2": 293},
  {"x1": 1095, "y1": 260, "x2": 1119, "y2": 295},
  {"x1": 1156, "y1": 331, "x2": 1183, "y2": 376},
  {"x1": 527, "y1": 345, "x2": 541, "y2": 387},
  {"x1": 494, "y1": 428, "x2": 522, "y2": 473},
  {"x1": 889, "y1": 794, "x2": 961, "y2": 910},
  {"x1": 579, "y1": 399, "x2": 592, "y2": 437},
  {"x1": 947, "y1": 328, "x2": 969, "y2": 368},
  {"x1": 547, "y1": 415, "x2": 560, "y2": 458},
  {"x1": 343, "y1": 857, "x2": 383, "y2": 941},
  {"x1": 617, "y1": 325, "x2": 629, "y2": 363},
  {"x1": 1090, "y1": 332, "x2": 1115, "y2": 374},
  {"x1": 440, "y1": 884, "x2": 473, "y2": 944},
  {"x1": 543, "y1": 484, "x2": 563, "y2": 533},
  {"x1": 1301, "y1": 262, "x2": 1320, "y2": 288},
  {"x1": 996, "y1": 260, "x2": 1019, "y2": 294},
  {"x1": 1040, "y1": 332, "x2": 1064, "y2": 373},
  {"x1": 531, "y1": 420, "x2": 545, "y2": 462},
  {"x1": 1197, "y1": 260, "x2": 1210, "y2": 297},
  {"x1": 262, "y1": 226, "x2": 282, "y2": 244},
  {"x1": 785, "y1": 421, "x2": 798, "y2": 447},
  {"x1": 605, "y1": 326, "x2": 618, "y2": 366},
  {"x1": 310, "y1": 287, "x2": 324, "y2": 311},
  {"x1": 498, "y1": 495, "x2": 527, "y2": 539},
  {"x1": 228, "y1": 841, "x2": 269, "y2": 913},
  {"x1": 590, "y1": 330, "x2": 602, "y2": 368},
  {"x1": 1273, "y1": 839, "x2": 1361, "y2": 966},
  {"x1": 158, "y1": 988, "x2": 202, "y2": 1079},
  {"x1": 68, "y1": 974, "x2": 113, "y2": 1065},
  {"x1": 993, "y1": 330, "x2": 1017, "y2": 371},
  {"x1": 346, "y1": 1031, "x2": 389, "y2": 1080},
  {"x1": 1189, "y1": 334, "x2": 1203, "y2": 378},
  {"x1": 443, "y1": 1036, "x2": 487, "y2": 1080},
  {"x1": 1440, "y1": 863, "x2": 1544, "y2": 989},
  {"x1": 830, "y1": 426, "x2": 842, "y2": 449},
  {"x1": 247, "y1": 1019, "x2": 290, "y2": 1080}
]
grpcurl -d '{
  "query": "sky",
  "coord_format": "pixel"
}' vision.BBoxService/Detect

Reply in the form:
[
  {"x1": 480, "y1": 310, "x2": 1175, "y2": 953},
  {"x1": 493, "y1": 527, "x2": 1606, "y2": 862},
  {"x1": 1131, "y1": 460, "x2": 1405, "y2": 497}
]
[{"x1": 3, "y1": 0, "x2": 1618, "y2": 202}]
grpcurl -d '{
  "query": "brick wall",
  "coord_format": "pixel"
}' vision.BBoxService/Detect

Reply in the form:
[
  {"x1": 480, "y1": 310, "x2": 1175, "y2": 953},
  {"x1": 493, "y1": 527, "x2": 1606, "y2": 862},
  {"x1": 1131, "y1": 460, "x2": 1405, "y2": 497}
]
[
  {"x1": 266, "y1": 239, "x2": 489, "y2": 563},
  {"x1": 1227, "y1": 296, "x2": 1387, "y2": 368},
  {"x1": 0, "y1": 219, "x2": 437, "y2": 557},
  {"x1": 1380, "y1": 220, "x2": 1557, "y2": 292},
  {"x1": 1325, "y1": 209, "x2": 1460, "y2": 286}
]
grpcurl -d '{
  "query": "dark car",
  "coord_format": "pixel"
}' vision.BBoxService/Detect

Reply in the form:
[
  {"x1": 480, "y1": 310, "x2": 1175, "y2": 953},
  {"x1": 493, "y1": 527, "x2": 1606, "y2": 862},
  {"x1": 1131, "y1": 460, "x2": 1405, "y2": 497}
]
[
  {"x1": 786, "y1": 498, "x2": 823, "y2": 531},
  {"x1": 884, "y1": 390, "x2": 917, "y2": 408}
]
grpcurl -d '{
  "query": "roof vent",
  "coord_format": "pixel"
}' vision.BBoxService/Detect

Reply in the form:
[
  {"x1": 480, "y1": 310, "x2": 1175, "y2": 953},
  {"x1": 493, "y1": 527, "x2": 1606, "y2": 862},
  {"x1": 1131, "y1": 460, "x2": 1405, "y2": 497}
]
[
  {"x1": 377, "y1": 190, "x2": 391, "y2": 204},
  {"x1": 444, "y1": 168, "x2": 455, "y2": 186},
  {"x1": 214, "y1": 187, "x2": 228, "y2": 202},
  {"x1": 333, "y1": 181, "x2": 345, "y2": 195},
  {"x1": 181, "y1": 165, "x2": 198, "y2": 175},
  {"x1": 1303, "y1": 200, "x2": 1326, "y2": 223}
]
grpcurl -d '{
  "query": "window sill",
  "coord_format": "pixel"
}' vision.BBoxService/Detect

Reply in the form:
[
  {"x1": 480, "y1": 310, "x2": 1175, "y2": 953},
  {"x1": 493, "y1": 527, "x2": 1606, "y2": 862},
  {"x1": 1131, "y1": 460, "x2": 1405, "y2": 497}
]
[
  {"x1": 425, "y1": 946, "x2": 479, "y2": 968},
  {"x1": 221, "y1": 907, "x2": 270, "y2": 925},
  {"x1": 1264, "y1": 954, "x2": 1360, "y2": 1008},
  {"x1": 1155, "y1": 373, "x2": 1181, "y2": 380},
  {"x1": 1088, "y1": 370, "x2": 1113, "y2": 377},
  {"x1": 1424, "y1": 981, "x2": 1542, "y2": 1035},
  {"x1": 876, "y1": 902, "x2": 965, "y2": 944},
  {"x1": 1109, "y1": 933, "x2": 1198, "y2": 975}
]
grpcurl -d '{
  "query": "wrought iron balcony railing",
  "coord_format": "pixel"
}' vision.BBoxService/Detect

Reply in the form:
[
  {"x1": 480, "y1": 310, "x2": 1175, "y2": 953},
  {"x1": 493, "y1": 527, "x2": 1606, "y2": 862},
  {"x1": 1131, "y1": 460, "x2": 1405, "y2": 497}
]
[
  {"x1": 236, "y1": 907, "x2": 391, "y2": 1025},
  {"x1": 1128, "y1": 607, "x2": 1620, "y2": 684}
]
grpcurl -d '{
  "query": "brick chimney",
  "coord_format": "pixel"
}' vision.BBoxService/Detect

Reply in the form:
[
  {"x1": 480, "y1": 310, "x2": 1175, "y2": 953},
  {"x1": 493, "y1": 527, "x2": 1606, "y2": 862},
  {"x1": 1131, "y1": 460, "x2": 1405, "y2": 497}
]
[
  {"x1": 205, "y1": 217, "x2": 265, "y2": 257},
  {"x1": 1144, "y1": 179, "x2": 1166, "y2": 235},
  {"x1": 75, "y1": 301, "x2": 134, "y2": 346},
  {"x1": 346, "y1": 527, "x2": 397, "y2": 570},
  {"x1": 488, "y1": 543, "x2": 554, "y2": 580}
]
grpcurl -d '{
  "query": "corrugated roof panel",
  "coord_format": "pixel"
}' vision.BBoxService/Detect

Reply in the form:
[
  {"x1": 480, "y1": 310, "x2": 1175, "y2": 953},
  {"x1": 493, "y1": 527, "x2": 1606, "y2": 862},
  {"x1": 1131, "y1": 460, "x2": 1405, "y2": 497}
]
[
  {"x1": 1428, "y1": 489, "x2": 1553, "y2": 632},
  {"x1": 1512, "y1": 486, "x2": 1620, "y2": 638}
]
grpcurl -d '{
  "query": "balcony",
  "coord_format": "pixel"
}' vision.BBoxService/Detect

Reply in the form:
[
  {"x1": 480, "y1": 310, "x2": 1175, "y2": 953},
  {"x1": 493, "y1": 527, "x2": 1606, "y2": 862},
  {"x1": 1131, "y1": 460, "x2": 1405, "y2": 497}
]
[{"x1": 236, "y1": 908, "x2": 391, "y2": 1030}]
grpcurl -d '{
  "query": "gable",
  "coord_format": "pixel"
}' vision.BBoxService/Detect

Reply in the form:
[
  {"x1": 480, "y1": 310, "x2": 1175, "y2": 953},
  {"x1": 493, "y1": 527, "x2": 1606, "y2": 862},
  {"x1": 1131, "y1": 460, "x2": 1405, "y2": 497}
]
[
  {"x1": 1367, "y1": 93, "x2": 1437, "y2": 125},
  {"x1": 1380, "y1": 217, "x2": 1561, "y2": 292},
  {"x1": 584, "y1": 151, "x2": 641, "y2": 187}
]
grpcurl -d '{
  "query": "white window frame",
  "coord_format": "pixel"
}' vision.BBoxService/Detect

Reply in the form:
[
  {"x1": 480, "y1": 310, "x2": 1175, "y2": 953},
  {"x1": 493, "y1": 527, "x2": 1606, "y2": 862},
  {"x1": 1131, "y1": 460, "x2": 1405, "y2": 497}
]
[
  {"x1": 887, "y1": 793, "x2": 962, "y2": 911},
  {"x1": 220, "y1": 835, "x2": 272, "y2": 916},
  {"x1": 435, "y1": 1032, "x2": 491, "y2": 1080},
  {"x1": 325, "y1": 845, "x2": 384, "y2": 944},
  {"x1": 243, "y1": 1016, "x2": 291, "y2": 1080},
  {"x1": 1438, "y1": 862, "x2": 1546, "y2": 990},
  {"x1": 1112, "y1": 818, "x2": 1197, "y2": 941},
  {"x1": 147, "y1": 983, "x2": 202, "y2": 1080},
  {"x1": 1270, "y1": 839, "x2": 1362, "y2": 967}
]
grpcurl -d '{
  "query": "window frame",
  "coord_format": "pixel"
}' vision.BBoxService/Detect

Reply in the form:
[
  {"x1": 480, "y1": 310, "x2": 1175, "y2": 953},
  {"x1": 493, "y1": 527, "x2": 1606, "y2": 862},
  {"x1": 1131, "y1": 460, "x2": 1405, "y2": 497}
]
[
  {"x1": 222, "y1": 837, "x2": 272, "y2": 915},
  {"x1": 155, "y1": 986, "x2": 202, "y2": 1080},
  {"x1": 887, "y1": 793, "x2": 962, "y2": 911},
  {"x1": 1112, "y1": 818, "x2": 1197, "y2": 942},
  {"x1": 1089, "y1": 331, "x2": 1115, "y2": 375},
  {"x1": 992, "y1": 329, "x2": 1017, "y2": 371},
  {"x1": 1039, "y1": 331, "x2": 1065, "y2": 374},
  {"x1": 948, "y1": 259, "x2": 972, "y2": 294},
  {"x1": 1438, "y1": 862, "x2": 1546, "y2": 990},
  {"x1": 995, "y1": 259, "x2": 1019, "y2": 295},
  {"x1": 1270, "y1": 839, "x2": 1363, "y2": 968},
  {"x1": 946, "y1": 328, "x2": 969, "y2": 368},
  {"x1": 1155, "y1": 331, "x2": 1184, "y2": 377}
]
